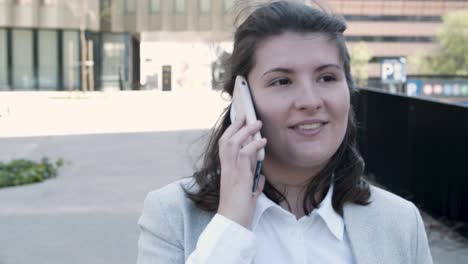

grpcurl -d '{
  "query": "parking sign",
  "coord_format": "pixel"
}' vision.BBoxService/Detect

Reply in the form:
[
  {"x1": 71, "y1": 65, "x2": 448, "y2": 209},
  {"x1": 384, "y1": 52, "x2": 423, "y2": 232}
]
[{"x1": 381, "y1": 58, "x2": 407, "y2": 84}]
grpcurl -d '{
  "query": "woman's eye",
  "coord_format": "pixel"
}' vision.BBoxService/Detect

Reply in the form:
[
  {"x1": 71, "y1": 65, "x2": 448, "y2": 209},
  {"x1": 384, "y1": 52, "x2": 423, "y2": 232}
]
[
  {"x1": 318, "y1": 75, "x2": 336, "y2": 82},
  {"x1": 270, "y1": 78, "x2": 291, "y2": 87}
]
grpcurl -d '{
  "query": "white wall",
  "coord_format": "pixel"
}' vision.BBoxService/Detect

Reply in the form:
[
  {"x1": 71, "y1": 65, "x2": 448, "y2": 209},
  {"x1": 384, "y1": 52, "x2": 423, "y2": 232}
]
[{"x1": 140, "y1": 41, "x2": 232, "y2": 91}]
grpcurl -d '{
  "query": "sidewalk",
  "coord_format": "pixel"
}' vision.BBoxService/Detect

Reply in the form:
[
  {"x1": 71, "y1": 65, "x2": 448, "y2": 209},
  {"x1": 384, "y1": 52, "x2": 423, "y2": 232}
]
[
  {"x1": 0, "y1": 91, "x2": 467, "y2": 263},
  {"x1": 0, "y1": 130, "x2": 207, "y2": 264}
]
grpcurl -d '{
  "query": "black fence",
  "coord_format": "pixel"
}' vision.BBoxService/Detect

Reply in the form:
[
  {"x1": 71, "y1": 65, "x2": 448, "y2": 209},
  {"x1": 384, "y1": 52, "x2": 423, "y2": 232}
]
[{"x1": 354, "y1": 88, "x2": 468, "y2": 237}]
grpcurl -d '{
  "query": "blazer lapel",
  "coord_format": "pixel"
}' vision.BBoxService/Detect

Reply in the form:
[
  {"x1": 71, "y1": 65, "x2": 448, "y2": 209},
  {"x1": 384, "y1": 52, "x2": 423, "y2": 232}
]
[{"x1": 343, "y1": 202, "x2": 381, "y2": 264}]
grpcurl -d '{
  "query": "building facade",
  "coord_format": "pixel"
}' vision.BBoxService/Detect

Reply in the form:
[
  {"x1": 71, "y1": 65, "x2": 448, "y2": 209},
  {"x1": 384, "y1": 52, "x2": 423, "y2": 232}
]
[
  {"x1": 0, "y1": 0, "x2": 139, "y2": 91},
  {"x1": 0, "y1": 0, "x2": 467, "y2": 91},
  {"x1": 134, "y1": 0, "x2": 468, "y2": 91}
]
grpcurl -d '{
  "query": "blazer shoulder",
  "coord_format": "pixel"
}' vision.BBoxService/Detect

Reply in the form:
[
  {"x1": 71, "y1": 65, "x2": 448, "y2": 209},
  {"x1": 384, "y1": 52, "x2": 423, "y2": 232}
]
[
  {"x1": 145, "y1": 177, "x2": 201, "y2": 216},
  {"x1": 345, "y1": 184, "x2": 420, "y2": 232},
  {"x1": 362, "y1": 184, "x2": 421, "y2": 232},
  {"x1": 369, "y1": 185, "x2": 415, "y2": 211},
  {"x1": 148, "y1": 178, "x2": 193, "y2": 200},
  {"x1": 139, "y1": 178, "x2": 213, "y2": 260},
  {"x1": 366, "y1": 185, "x2": 419, "y2": 222},
  {"x1": 343, "y1": 185, "x2": 428, "y2": 263}
]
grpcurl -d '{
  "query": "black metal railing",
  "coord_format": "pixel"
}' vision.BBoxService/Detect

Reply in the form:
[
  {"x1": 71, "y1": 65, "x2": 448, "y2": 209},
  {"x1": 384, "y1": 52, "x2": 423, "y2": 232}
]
[{"x1": 354, "y1": 88, "x2": 468, "y2": 237}]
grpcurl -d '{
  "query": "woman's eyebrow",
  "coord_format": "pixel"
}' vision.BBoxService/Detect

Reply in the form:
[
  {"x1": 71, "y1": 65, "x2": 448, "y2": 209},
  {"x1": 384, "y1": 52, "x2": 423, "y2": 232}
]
[
  {"x1": 262, "y1": 64, "x2": 342, "y2": 77},
  {"x1": 315, "y1": 64, "x2": 342, "y2": 72},
  {"x1": 262, "y1": 67, "x2": 293, "y2": 77}
]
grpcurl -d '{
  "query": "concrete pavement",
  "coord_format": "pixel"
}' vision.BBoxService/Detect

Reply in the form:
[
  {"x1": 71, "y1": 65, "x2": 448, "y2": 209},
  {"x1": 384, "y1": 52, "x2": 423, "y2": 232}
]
[{"x1": 0, "y1": 130, "x2": 207, "y2": 264}]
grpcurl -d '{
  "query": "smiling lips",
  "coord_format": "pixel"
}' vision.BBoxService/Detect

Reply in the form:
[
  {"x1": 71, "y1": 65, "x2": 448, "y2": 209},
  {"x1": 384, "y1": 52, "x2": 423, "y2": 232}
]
[{"x1": 289, "y1": 120, "x2": 329, "y2": 136}]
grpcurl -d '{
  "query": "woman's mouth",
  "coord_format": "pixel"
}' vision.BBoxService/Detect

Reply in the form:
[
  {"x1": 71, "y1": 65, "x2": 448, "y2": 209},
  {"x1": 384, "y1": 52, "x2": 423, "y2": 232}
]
[
  {"x1": 289, "y1": 122, "x2": 328, "y2": 136},
  {"x1": 295, "y1": 123, "x2": 323, "y2": 130}
]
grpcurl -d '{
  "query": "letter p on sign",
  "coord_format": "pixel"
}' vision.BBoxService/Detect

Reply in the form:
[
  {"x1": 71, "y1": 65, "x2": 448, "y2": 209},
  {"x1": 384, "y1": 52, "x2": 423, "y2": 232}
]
[{"x1": 381, "y1": 58, "x2": 406, "y2": 84}]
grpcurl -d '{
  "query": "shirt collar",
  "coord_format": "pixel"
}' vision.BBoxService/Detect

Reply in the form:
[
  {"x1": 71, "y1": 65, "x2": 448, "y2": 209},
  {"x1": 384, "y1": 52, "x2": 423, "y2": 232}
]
[
  {"x1": 315, "y1": 184, "x2": 345, "y2": 241},
  {"x1": 252, "y1": 184, "x2": 345, "y2": 241},
  {"x1": 252, "y1": 192, "x2": 277, "y2": 230}
]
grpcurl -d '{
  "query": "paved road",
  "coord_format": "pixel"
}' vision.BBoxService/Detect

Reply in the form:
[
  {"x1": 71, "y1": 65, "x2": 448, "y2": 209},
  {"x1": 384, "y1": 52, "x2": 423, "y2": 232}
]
[{"x1": 0, "y1": 130, "x2": 207, "y2": 264}]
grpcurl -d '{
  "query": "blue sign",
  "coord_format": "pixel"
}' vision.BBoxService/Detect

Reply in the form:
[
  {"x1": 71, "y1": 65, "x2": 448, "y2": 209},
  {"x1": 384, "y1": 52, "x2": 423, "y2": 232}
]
[
  {"x1": 406, "y1": 79, "x2": 423, "y2": 96},
  {"x1": 406, "y1": 78, "x2": 468, "y2": 97}
]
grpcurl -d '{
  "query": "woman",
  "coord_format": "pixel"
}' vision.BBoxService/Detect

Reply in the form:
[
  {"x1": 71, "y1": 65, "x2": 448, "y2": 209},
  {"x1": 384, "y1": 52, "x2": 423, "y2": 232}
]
[{"x1": 137, "y1": 1, "x2": 433, "y2": 263}]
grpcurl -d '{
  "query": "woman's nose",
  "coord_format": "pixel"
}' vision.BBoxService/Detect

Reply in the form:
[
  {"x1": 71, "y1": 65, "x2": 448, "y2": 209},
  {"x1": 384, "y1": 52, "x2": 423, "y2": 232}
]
[{"x1": 293, "y1": 81, "x2": 323, "y2": 112}]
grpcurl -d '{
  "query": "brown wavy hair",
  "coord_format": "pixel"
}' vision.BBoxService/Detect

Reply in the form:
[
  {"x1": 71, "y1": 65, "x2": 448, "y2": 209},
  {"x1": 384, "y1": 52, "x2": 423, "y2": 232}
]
[{"x1": 184, "y1": 1, "x2": 370, "y2": 216}]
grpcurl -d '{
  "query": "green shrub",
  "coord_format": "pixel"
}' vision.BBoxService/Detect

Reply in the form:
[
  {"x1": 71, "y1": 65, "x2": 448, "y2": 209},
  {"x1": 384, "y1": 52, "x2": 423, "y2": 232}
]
[{"x1": 0, "y1": 157, "x2": 64, "y2": 188}]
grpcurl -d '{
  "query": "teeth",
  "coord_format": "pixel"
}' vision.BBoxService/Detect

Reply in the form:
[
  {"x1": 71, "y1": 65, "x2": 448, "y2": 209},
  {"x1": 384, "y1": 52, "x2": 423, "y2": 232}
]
[{"x1": 296, "y1": 123, "x2": 322, "y2": 130}]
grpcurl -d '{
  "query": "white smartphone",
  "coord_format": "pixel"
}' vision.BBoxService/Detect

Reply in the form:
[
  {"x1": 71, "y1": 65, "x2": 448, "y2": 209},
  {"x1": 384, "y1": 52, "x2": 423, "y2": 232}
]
[{"x1": 230, "y1": 75, "x2": 265, "y2": 191}]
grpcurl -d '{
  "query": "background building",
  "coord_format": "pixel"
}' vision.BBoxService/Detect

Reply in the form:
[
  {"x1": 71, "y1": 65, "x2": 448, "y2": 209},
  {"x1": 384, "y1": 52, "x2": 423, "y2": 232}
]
[
  {"x1": 0, "y1": 0, "x2": 467, "y2": 92},
  {"x1": 0, "y1": 0, "x2": 139, "y2": 91}
]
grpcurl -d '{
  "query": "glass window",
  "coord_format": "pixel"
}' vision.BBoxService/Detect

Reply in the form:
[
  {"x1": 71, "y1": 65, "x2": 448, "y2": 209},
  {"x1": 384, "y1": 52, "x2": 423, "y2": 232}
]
[
  {"x1": 41, "y1": 0, "x2": 55, "y2": 5},
  {"x1": 62, "y1": 31, "x2": 80, "y2": 90},
  {"x1": 12, "y1": 29, "x2": 34, "y2": 90},
  {"x1": 101, "y1": 33, "x2": 126, "y2": 90},
  {"x1": 0, "y1": 29, "x2": 8, "y2": 90},
  {"x1": 15, "y1": 0, "x2": 32, "y2": 5},
  {"x1": 199, "y1": 0, "x2": 210, "y2": 14},
  {"x1": 223, "y1": 0, "x2": 233, "y2": 13},
  {"x1": 123, "y1": 0, "x2": 135, "y2": 14},
  {"x1": 175, "y1": 0, "x2": 185, "y2": 14},
  {"x1": 38, "y1": 30, "x2": 58, "y2": 90},
  {"x1": 149, "y1": 0, "x2": 160, "y2": 14},
  {"x1": 100, "y1": 0, "x2": 112, "y2": 30}
]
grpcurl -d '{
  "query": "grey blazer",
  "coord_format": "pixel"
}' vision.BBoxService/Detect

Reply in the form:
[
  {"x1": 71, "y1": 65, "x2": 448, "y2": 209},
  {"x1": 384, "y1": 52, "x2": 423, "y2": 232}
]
[{"x1": 137, "y1": 178, "x2": 433, "y2": 264}]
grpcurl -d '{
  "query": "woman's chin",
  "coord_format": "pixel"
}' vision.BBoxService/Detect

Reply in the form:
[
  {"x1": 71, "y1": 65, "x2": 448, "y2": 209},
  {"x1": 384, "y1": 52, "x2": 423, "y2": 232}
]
[
  {"x1": 284, "y1": 153, "x2": 331, "y2": 171},
  {"x1": 265, "y1": 147, "x2": 333, "y2": 172}
]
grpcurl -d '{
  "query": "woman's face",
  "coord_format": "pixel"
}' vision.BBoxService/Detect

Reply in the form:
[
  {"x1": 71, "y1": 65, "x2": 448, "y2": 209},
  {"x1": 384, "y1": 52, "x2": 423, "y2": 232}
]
[{"x1": 247, "y1": 32, "x2": 350, "y2": 173}]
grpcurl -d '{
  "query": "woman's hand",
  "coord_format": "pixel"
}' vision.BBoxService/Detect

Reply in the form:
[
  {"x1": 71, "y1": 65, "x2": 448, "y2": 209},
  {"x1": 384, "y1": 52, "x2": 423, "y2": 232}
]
[{"x1": 217, "y1": 115, "x2": 267, "y2": 229}]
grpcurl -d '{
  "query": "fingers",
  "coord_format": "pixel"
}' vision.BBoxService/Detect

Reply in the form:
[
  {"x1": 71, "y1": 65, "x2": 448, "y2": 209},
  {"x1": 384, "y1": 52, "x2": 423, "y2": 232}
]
[
  {"x1": 238, "y1": 137, "x2": 267, "y2": 167},
  {"x1": 230, "y1": 120, "x2": 263, "y2": 150},
  {"x1": 219, "y1": 115, "x2": 246, "y2": 142},
  {"x1": 219, "y1": 118, "x2": 263, "y2": 162}
]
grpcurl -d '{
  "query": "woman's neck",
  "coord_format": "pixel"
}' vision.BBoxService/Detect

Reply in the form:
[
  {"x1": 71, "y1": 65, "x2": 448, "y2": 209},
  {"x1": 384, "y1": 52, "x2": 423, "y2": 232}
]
[{"x1": 263, "y1": 157, "x2": 325, "y2": 219}]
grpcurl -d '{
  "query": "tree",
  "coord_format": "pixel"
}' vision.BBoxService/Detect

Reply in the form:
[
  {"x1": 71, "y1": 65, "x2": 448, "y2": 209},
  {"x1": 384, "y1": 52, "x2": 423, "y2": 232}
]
[
  {"x1": 350, "y1": 42, "x2": 373, "y2": 87},
  {"x1": 412, "y1": 10, "x2": 468, "y2": 75}
]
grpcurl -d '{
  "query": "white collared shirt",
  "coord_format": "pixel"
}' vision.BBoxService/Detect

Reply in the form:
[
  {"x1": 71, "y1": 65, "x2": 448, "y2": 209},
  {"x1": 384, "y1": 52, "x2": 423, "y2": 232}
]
[{"x1": 187, "y1": 185, "x2": 356, "y2": 263}]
